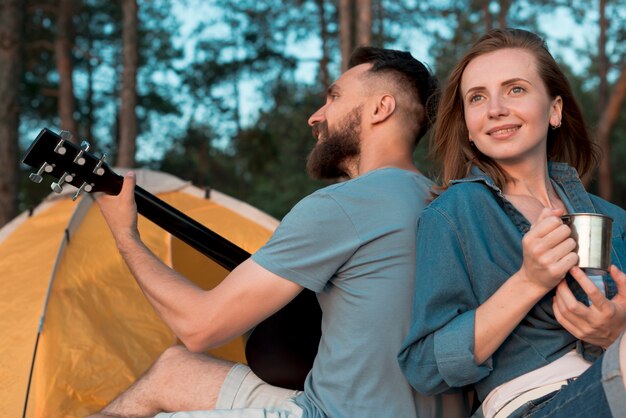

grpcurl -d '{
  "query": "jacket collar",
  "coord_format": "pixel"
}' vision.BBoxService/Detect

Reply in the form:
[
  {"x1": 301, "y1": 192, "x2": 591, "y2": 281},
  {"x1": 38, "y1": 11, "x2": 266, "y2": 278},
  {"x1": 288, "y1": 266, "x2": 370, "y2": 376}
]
[
  {"x1": 449, "y1": 161, "x2": 596, "y2": 219},
  {"x1": 450, "y1": 162, "x2": 580, "y2": 193}
]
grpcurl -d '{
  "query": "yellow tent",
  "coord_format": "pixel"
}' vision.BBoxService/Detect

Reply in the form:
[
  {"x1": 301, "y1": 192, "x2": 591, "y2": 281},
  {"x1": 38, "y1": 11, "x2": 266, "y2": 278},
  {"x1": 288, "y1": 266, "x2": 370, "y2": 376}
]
[{"x1": 0, "y1": 169, "x2": 278, "y2": 418}]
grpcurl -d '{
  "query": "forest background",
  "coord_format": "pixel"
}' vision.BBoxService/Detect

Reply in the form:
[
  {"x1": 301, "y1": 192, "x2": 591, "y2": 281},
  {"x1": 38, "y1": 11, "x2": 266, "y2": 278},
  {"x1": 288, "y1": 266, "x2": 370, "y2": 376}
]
[{"x1": 1, "y1": 0, "x2": 625, "y2": 228}]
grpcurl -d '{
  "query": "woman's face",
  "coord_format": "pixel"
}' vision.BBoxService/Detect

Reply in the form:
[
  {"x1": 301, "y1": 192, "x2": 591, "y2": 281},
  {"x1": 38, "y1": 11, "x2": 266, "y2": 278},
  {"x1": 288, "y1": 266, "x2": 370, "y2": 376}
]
[{"x1": 460, "y1": 48, "x2": 562, "y2": 169}]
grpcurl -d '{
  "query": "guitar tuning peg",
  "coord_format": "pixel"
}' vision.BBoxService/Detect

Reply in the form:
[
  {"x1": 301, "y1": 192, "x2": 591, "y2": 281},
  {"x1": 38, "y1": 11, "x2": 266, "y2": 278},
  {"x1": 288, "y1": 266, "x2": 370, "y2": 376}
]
[
  {"x1": 93, "y1": 153, "x2": 107, "y2": 176},
  {"x1": 72, "y1": 182, "x2": 93, "y2": 201},
  {"x1": 59, "y1": 130, "x2": 73, "y2": 141},
  {"x1": 73, "y1": 140, "x2": 91, "y2": 166},
  {"x1": 54, "y1": 139, "x2": 67, "y2": 155},
  {"x1": 28, "y1": 162, "x2": 53, "y2": 184},
  {"x1": 51, "y1": 172, "x2": 74, "y2": 193}
]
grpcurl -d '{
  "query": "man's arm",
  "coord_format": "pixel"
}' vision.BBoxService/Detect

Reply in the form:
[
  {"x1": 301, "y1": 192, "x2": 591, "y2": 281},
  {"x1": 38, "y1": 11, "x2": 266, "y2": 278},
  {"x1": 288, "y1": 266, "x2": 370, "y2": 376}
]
[{"x1": 97, "y1": 172, "x2": 303, "y2": 352}]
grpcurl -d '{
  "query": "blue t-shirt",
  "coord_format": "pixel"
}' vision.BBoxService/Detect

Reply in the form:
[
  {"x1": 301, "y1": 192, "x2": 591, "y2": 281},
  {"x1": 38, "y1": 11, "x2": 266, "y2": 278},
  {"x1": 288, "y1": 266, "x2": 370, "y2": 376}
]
[{"x1": 253, "y1": 168, "x2": 446, "y2": 418}]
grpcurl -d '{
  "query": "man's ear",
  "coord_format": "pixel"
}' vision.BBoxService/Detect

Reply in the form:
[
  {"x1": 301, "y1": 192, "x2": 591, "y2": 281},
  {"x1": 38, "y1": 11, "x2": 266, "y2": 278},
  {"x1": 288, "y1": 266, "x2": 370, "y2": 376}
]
[{"x1": 371, "y1": 94, "x2": 396, "y2": 125}]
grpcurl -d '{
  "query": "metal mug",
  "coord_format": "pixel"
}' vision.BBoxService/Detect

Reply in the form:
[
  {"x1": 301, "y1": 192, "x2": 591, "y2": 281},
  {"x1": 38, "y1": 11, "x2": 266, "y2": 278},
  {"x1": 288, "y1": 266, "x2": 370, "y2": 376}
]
[{"x1": 561, "y1": 213, "x2": 613, "y2": 274}]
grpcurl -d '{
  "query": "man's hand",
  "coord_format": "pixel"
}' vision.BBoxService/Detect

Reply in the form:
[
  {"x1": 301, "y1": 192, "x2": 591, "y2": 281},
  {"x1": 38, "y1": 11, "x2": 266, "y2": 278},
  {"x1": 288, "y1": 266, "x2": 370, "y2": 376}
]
[
  {"x1": 553, "y1": 265, "x2": 626, "y2": 348},
  {"x1": 519, "y1": 208, "x2": 578, "y2": 292},
  {"x1": 96, "y1": 171, "x2": 140, "y2": 247}
]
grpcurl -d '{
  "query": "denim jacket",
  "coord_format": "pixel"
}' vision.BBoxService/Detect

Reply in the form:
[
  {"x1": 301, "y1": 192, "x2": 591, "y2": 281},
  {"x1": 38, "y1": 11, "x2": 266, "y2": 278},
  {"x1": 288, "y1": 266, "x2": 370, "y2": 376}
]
[{"x1": 398, "y1": 163, "x2": 626, "y2": 401}]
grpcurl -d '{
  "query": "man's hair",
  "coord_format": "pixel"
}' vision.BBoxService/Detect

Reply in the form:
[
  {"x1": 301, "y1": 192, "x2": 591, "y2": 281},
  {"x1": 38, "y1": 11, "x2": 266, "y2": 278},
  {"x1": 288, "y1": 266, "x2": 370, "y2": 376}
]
[
  {"x1": 433, "y1": 28, "x2": 599, "y2": 190},
  {"x1": 348, "y1": 46, "x2": 439, "y2": 145}
]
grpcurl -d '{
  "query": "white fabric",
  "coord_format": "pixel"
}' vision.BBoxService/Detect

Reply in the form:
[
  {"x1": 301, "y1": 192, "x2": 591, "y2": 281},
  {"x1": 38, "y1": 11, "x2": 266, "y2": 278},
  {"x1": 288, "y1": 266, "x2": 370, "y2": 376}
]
[
  {"x1": 482, "y1": 350, "x2": 591, "y2": 418},
  {"x1": 493, "y1": 380, "x2": 568, "y2": 418},
  {"x1": 154, "y1": 364, "x2": 303, "y2": 418}
]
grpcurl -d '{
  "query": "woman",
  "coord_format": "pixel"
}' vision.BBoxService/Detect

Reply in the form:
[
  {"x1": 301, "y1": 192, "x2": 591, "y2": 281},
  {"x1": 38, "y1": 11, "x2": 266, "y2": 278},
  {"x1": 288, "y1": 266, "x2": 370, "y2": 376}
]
[{"x1": 398, "y1": 28, "x2": 626, "y2": 418}]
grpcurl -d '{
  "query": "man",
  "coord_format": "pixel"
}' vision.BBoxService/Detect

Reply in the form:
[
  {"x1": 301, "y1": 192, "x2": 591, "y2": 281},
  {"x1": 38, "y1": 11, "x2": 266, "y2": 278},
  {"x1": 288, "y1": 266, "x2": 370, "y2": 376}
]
[{"x1": 92, "y1": 47, "x2": 469, "y2": 418}]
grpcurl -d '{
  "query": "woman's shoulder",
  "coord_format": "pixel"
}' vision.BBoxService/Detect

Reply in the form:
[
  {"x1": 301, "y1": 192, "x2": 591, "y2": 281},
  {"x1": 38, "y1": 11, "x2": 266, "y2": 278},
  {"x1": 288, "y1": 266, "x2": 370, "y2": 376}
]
[
  {"x1": 430, "y1": 180, "x2": 498, "y2": 207},
  {"x1": 588, "y1": 194, "x2": 626, "y2": 223},
  {"x1": 422, "y1": 181, "x2": 502, "y2": 225}
]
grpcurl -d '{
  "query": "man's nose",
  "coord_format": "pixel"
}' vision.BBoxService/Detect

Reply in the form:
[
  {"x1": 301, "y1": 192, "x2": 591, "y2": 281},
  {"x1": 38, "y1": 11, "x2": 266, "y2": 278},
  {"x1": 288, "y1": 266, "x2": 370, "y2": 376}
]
[{"x1": 308, "y1": 106, "x2": 325, "y2": 126}]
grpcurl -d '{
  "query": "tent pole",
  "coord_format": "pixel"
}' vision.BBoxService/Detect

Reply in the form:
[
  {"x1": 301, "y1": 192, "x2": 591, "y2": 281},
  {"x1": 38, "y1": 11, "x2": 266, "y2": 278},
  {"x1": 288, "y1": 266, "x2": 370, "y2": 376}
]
[
  {"x1": 22, "y1": 326, "x2": 42, "y2": 418},
  {"x1": 20, "y1": 196, "x2": 90, "y2": 417},
  {"x1": 21, "y1": 224, "x2": 73, "y2": 417}
]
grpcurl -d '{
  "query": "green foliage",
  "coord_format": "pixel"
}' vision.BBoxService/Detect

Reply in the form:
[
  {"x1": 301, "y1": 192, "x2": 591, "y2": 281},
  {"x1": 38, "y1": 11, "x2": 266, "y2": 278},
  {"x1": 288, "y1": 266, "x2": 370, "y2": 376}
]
[
  {"x1": 232, "y1": 81, "x2": 327, "y2": 218},
  {"x1": 16, "y1": 0, "x2": 626, "y2": 216},
  {"x1": 159, "y1": 79, "x2": 326, "y2": 219},
  {"x1": 21, "y1": 0, "x2": 61, "y2": 122},
  {"x1": 159, "y1": 123, "x2": 242, "y2": 195}
]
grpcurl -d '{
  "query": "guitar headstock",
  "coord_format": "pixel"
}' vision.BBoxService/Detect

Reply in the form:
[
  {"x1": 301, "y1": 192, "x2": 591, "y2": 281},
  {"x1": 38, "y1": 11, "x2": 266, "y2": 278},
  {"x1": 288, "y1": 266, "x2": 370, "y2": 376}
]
[{"x1": 22, "y1": 128, "x2": 123, "y2": 200}]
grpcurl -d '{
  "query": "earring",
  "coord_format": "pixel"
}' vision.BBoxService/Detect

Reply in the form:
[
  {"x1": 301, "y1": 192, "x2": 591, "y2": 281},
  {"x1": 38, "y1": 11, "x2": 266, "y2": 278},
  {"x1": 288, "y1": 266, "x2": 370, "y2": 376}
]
[{"x1": 550, "y1": 121, "x2": 561, "y2": 130}]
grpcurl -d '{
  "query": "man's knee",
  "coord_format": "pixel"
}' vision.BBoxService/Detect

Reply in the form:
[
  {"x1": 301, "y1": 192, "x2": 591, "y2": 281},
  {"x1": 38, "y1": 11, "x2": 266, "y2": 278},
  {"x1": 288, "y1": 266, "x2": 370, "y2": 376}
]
[
  {"x1": 158, "y1": 344, "x2": 193, "y2": 365},
  {"x1": 146, "y1": 345, "x2": 199, "y2": 383},
  {"x1": 153, "y1": 345, "x2": 231, "y2": 378}
]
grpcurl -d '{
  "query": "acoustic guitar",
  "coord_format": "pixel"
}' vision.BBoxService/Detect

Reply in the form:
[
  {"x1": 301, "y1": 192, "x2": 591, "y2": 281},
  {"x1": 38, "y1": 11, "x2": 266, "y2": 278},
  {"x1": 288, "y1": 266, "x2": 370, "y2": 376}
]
[{"x1": 22, "y1": 128, "x2": 321, "y2": 390}]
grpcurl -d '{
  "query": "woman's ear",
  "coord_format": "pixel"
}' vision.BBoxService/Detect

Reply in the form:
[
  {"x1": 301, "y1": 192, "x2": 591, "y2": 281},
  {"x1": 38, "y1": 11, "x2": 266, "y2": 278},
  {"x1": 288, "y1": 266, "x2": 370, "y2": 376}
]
[
  {"x1": 371, "y1": 94, "x2": 396, "y2": 125},
  {"x1": 549, "y1": 95, "x2": 563, "y2": 127}
]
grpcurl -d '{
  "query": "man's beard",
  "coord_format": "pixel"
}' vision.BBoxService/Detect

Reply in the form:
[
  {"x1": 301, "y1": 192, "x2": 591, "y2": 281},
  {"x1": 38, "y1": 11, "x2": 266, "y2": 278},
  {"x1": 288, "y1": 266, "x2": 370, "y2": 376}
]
[{"x1": 306, "y1": 106, "x2": 362, "y2": 180}]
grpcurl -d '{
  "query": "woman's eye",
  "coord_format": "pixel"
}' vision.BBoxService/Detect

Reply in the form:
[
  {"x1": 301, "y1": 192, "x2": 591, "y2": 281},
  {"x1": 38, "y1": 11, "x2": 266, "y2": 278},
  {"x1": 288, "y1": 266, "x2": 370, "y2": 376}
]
[
  {"x1": 511, "y1": 86, "x2": 525, "y2": 94},
  {"x1": 469, "y1": 94, "x2": 483, "y2": 103}
]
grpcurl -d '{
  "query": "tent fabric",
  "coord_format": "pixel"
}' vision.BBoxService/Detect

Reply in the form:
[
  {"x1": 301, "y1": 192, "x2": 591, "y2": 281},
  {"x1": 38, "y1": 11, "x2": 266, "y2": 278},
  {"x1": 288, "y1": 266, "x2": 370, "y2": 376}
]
[{"x1": 0, "y1": 169, "x2": 278, "y2": 418}]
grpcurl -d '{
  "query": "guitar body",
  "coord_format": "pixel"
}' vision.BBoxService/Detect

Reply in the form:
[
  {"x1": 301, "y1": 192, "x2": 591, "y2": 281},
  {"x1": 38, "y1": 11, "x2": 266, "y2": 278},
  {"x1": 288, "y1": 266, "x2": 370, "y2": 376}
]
[
  {"x1": 245, "y1": 290, "x2": 321, "y2": 390},
  {"x1": 23, "y1": 128, "x2": 321, "y2": 391}
]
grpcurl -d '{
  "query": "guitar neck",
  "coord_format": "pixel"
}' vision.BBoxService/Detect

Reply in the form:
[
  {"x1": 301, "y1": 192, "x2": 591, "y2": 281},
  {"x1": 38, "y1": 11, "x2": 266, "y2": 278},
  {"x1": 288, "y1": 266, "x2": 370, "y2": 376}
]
[
  {"x1": 21, "y1": 128, "x2": 250, "y2": 271},
  {"x1": 133, "y1": 186, "x2": 250, "y2": 271}
]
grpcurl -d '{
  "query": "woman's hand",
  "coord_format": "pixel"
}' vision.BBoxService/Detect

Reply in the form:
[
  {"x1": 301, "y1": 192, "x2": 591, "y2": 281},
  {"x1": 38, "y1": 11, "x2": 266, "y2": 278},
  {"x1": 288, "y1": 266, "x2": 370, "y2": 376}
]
[
  {"x1": 96, "y1": 171, "x2": 140, "y2": 248},
  {"x1": 553, "y1": 265, "x2": 626, "y2": 348},
  {"x1": 519, "y1": 208, "x2": 578, "y2": 293},
  {"x1": 474, "y1": 208, "x2": 578, "y2": 364}
]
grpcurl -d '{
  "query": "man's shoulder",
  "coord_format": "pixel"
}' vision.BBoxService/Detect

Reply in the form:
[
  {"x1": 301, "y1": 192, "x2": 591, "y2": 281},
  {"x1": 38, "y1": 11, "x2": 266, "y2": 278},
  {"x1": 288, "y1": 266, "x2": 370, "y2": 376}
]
[
  {"x1": 321, "y1": 168, "x2": 432, "y2": 197},
  {"x1": 285, "y1": 168, "x2": 431, "y2": 223}
]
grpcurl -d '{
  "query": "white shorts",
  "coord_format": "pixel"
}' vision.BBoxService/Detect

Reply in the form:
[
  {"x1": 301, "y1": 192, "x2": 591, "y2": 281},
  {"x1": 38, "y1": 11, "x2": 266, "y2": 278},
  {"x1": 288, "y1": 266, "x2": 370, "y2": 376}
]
[{"x1": 154, "y1": 364, "x2": 304, "y2": 418}]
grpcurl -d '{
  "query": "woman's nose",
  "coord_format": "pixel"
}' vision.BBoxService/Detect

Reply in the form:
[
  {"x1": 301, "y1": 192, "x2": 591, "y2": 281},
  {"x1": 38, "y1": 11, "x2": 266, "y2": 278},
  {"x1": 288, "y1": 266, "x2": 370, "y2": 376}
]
[{"x1": 487, "y1": 96, "x2": 509, "y2": 118}]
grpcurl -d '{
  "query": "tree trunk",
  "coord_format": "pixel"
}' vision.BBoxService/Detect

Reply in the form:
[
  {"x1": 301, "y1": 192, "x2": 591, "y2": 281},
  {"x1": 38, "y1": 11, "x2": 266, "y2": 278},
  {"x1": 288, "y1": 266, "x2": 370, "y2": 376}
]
[
  {"x1": 85, "y1": 39, "x2": 95, "y2": 143},
  {"x1": 597, "y1": 0, "x2": 608, "y2": 111},
  {"x1": 596, "y1": 65, "x2": 626, "y2": 201},
  {"x1": 233, "y1": 77, "x2": 241, "y2": 136},
  {"x1": 0, "y1": 0, "x2": 23, "y2": 227},
  {"x1": 498, "y1": 0, "x2": 509, "y2": 28},
  {"x1": 197, "y1": 137, "x2": 208, "y2": 187},
  {"x1": 596, "y1": 0, "x2": 611, "y2": 199},
  {"x1": 339, "y1": 0, "x2": 353, "y2": 72},
  {"x1": 356, "y1": 0, "x2": 372, "y2": 47},
  {"x1": 117, "y1": 0, "x2": 138, "y2": 168},
  {"x1": 55, "y1": 0, "x2": 79, "y2": 142},
  {"x1": 84, "y1": 7, "x2": 95, "y2": 144},
  {"x1": 481, "y1": 0, "x2": 493, "y2": 32},
  {"x1": 316, "y1": 0, "x2": 330, "y2": 88},
  {"x1": 374, "y1": 0, "x2": 383, "y2": 46}
]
